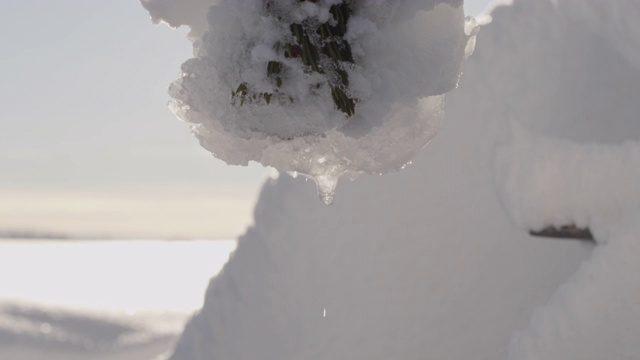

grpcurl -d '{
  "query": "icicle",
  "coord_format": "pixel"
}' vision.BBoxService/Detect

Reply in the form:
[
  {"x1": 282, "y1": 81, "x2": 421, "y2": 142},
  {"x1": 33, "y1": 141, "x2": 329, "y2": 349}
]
[
  {"x1": 464, "y1": 16, "x2": 481, "y2": 58},
  {"x1": 313, "y1": 175, "x2": 338, "y2": 206}
]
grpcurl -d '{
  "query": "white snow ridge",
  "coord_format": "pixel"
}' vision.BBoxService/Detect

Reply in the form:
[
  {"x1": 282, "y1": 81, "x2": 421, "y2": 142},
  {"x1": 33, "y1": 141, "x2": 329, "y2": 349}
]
[{"x1": 143, "y1": 0, "x2": 640, "y2": 359}]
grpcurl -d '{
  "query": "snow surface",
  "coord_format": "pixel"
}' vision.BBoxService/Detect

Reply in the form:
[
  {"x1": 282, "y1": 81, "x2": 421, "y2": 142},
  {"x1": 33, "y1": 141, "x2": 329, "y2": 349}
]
[
  {"x1": 495, "y1": 125, "x2": 640, "y2": 244},
  {"x1": 508, "y1": 216, "x2": 640, "y2": 360},
  {"x1": 147, "y1": 0, "x2": 640, "y2": 359},
  {"x1": 143, "y1": 0, "x2": 476, "y2": 203}
]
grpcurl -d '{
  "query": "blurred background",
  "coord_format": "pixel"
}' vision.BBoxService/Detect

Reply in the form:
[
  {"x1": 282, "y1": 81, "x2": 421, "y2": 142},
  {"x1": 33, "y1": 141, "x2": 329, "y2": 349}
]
[
  {"x1": 0, "y1": 1, "x2": 492, "y2": 358},
  {"x1": 0, "y1": 0, "x2": 268, "y2": 241},
  {"x1": 0, "y1": 0, "x2": 492, "y2": 241}
]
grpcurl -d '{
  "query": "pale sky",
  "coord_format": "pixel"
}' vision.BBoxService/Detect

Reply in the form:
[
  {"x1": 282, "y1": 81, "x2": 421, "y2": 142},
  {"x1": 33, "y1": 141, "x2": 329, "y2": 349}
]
[{"x1": 0, "y1": 0, "x2": 492, "y2": 240}]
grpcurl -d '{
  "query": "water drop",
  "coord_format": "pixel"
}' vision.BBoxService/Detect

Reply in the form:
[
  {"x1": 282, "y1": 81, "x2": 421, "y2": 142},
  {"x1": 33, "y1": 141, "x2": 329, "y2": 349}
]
[
  {"x1": 314, "y1": 175, "x2": 338, "y2": 206},
  {"x1": 321, "y1": 193, "x2": 334, "y2": 205},
  {"x1": 401, "y1": 160, "x2": 413, "y2": 170}
]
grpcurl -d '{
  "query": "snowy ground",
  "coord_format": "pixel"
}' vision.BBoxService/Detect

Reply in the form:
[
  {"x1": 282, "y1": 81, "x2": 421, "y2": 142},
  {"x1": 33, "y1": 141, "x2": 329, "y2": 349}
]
[{"x1": 0, "y1": 240, "x2": 236, "y2": 360}]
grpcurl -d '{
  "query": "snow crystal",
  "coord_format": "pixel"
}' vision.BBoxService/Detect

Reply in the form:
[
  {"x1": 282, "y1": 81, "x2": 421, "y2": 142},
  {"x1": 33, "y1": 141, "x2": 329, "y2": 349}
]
[{"x1": 144, "y1": 0, "x2": 476, "y2": 203}]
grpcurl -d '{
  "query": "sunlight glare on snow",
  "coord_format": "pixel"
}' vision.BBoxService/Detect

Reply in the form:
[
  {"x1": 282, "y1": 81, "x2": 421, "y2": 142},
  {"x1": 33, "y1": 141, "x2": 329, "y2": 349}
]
[{"x1": 0, "y1": 240, "x2": 236, "y2": 314}]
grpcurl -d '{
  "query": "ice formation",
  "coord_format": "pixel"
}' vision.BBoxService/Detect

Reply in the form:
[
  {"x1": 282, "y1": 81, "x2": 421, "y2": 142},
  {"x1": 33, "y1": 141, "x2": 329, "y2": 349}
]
[{"x1": 142, "y1": 0, "x2": 477, "y2": 204}]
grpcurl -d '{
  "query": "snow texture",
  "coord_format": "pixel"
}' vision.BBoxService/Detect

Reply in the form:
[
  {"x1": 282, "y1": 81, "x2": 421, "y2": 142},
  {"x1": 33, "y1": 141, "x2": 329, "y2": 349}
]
[
  {"x1": 489, "y1": 0, "x2": 640, "y2": 244},
  {"x1": 508, "y1": 216, "x2": 640, "y2": 360},
  {"x1": 147, "y1": 0, "x2": 640, "y2": 359},
  {"x1": 143, "y1": 0, "x2": 475, "y2": 203},
  {"x1": 495, "y1": 125, "x2": 640, "y2": 244}
]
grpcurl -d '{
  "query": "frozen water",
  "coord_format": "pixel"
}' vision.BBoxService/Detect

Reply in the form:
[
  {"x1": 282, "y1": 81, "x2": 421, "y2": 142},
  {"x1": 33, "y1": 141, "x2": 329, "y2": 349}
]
[{"x1": 143, "y1": 0, "x2": 477, "y2": 203}]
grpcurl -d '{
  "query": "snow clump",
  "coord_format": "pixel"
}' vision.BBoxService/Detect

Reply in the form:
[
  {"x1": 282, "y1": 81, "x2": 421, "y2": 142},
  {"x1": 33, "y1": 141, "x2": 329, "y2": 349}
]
[{"x1": 143, "y1": 0, "x2": 477, "y2": 204}]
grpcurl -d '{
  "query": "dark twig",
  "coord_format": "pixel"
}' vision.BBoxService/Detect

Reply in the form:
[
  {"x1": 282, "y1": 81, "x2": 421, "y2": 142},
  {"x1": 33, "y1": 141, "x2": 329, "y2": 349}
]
[{"x1": 529, "y1": 225, "x2": 595, "y2": 242}]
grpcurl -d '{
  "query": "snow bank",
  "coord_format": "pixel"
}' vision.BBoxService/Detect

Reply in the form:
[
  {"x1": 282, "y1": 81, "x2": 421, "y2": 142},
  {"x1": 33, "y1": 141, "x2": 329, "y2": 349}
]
[
  {"x1": 494, "y1": 125, "x2": 640, "y2": 243},
  {"x1": 468, "y1": 0, "x2": 640, "y2": 145},
  {"x1": 143, "y1": 0, "x2": 476, "y2": 203},
  {"x1": 146, "y1": 0, "x2": 640, "y2": 359},
  {"x1": 489, "y1": 0, "x2": 640, "y2": 243},
  {"x1": 508, "y1": 215, "x2": 640, "y2": 360}
]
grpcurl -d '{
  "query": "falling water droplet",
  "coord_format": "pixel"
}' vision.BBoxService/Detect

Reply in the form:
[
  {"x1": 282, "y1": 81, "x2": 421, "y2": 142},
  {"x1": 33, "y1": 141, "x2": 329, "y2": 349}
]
[
  {"x1": 314, "y1": 175, "x2": 338, "y2": 206},
  {"x1": 323, "y1": 308, "x2": 327, "y2": 317},
  {"x1": 40, "y1": 323, "x2": 52, "y2": 334},
  {"x1": 321, "y1": 193, "x2": 334, "y2": 205}
]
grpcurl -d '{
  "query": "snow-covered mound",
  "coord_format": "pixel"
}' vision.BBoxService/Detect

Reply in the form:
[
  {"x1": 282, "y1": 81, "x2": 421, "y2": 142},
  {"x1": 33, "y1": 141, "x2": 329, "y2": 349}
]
[
  {"x1": 143, "y1": 0, "x2": 476, "y2": 203},
  {"x1": 160, "y1": 0, "x2": 640, "y2": 359}
]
